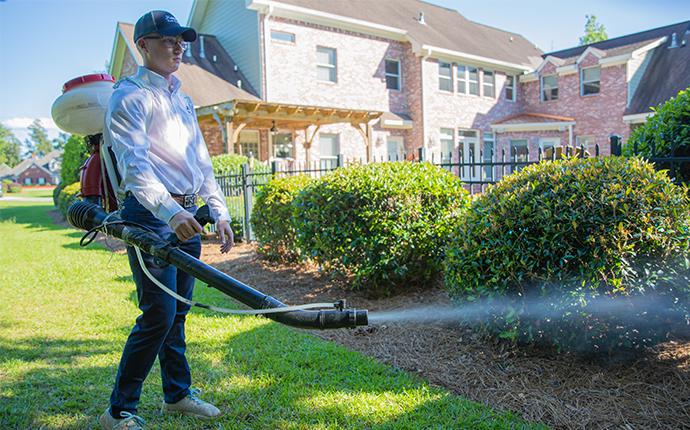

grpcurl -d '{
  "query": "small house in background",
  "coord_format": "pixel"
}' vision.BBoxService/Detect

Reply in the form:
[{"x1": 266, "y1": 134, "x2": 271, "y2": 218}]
[{"x1": 4, "y1": 150, "x2": 62, "y2": 185}]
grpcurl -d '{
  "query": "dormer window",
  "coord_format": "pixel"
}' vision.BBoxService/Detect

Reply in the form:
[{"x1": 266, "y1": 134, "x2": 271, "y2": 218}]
[
  {"x1": 541, "y1": 74, "x2": 558, "y2": 101},
  {"x1": 581, "y1": 66, "x2": 600, "y2": 96}
]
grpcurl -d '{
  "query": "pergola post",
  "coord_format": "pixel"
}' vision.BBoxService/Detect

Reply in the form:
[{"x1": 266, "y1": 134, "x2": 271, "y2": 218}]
[
  {"x1": 229, "y1": 122, "x2": 247, "y2": 155},
  {"x1": 352, "y1": 121, "x2": 373, "y2": 163},
  {"x1": 302, "y1": 124, "x2": 321, "y2": 164}
]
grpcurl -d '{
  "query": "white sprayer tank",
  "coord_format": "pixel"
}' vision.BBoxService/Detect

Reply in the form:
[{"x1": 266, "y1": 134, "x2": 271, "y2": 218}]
[{"x1": 51, "y1": 73, "x2": 115, "y2": 136}]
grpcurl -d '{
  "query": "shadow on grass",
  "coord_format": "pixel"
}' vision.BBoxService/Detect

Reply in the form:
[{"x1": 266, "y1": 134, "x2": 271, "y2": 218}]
[{"x1": 0, "y1": 204, "x2": 64, "y2": 231}]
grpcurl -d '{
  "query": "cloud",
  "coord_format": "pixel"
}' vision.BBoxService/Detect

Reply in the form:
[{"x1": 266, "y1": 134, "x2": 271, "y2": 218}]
[{"x1": 1, "y1": 117, "x2": 60, "y2": 131}]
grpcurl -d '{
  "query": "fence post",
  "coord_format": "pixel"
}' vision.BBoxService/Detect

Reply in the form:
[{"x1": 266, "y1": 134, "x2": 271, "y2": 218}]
[
  {"x1": 241, "y1": 163, "x2": 252, "y2": 242},
  {"x1": 337, "y1": 153, "x2": 344, "y2": 169},
  {"x1": 610, "y1": 134, "x2": 622, "y2": 156},
  {"x1": 418, "y1": 147, "x2": 425, "y2": 162},
  {"x1": 271, "y1": 160, "x2": 278, "y2": 176}
]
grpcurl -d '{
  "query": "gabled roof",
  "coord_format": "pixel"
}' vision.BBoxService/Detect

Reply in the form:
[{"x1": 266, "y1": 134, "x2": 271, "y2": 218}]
[
  {"x1": 116, "y1": 23, "x2": 259, "y2": 108},
  {"x1": 626, "y1": 25, "x2": 690, "y2": 115},
  {"x1": 244, "y1": 0, "x2": 542, "y2": 69},
  {"x1": 545, "y1": 20, "x2": 690, "y2": 60},
  {"x1": 0, "y1": 163, "x2": 11, "y2": 176}
]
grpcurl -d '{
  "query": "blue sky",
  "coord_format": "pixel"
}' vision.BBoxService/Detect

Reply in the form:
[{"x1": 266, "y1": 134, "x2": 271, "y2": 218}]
[{"x1": 0, "y1": 0, "x2": 688, "y2": 145}]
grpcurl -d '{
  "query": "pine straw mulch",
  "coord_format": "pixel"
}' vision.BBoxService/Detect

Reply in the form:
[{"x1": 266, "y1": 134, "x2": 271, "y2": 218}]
[{"x1": 200, "y1": 241, "x2": 690, "y2": 430}]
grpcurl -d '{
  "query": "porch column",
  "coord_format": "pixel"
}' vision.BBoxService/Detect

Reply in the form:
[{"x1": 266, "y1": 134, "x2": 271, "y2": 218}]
[
  {"x1": 302, "y1": 124, "x2": 321, "y2": 164},
  {"x1": 351, "y1": 121, "x2": 373, "y2": 162}
]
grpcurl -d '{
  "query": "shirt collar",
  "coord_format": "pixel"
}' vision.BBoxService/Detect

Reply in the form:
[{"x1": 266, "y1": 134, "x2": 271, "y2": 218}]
[{"x1": 136, "y1": 66, "x2": 182, "y2": 93}]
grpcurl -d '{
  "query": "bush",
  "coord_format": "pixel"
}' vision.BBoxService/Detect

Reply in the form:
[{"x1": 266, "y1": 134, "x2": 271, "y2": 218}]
[
  {"x1": 53, "y1": 182, "x2": 65, "y2": 206},
  {"x1": 3, "y1": 180, "x2": 22, "y2": 193},
  {"x1": 60, "y1": 135, "x2": 88, "y2": 185},
  {"x1": 293, "y1": 162, "x2": 470, "y2": 295},
  {"x1": 211, "y1": 153, "x2": 271, "y2": 176},
  {"x1": 444, "y1": 156, "x2": 690, "y2": 355},
  {"x1": 251, "y1": 174, "x2": 313, "y2": 260},
  {"x1": 57, "y1": 182, "x2": 82, "y2": 219},
  {"x1": 625, "y1": 87, "x2": 690, "y2": 182}
]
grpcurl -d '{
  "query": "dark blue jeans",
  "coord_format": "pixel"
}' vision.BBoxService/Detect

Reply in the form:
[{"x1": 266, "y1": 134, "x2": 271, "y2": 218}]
[{"x1": 109, "y1": 195, "x2": 201, "y2": 418}]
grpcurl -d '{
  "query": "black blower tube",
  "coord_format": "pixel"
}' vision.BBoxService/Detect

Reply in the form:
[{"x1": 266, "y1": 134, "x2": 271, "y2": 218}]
[{"x1": 67, "y1": 200, "x2": 368, "y2": 329}]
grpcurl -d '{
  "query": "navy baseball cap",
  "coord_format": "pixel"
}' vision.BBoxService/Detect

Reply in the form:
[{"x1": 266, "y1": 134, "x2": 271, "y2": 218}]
[{"x1": 133, "y1": 10, "x2": 197, "y2": 42}]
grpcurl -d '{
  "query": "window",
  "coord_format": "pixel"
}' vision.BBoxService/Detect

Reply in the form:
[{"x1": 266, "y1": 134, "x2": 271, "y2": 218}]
[
  {"x1": 541, "y1": 75, "x2": 558, "y2": 101},
  {"x1": 38, "y1": 177, "x2": 46, "y2": 185},
  {"x1": 316, "y1": 46, "x2": 337, "y2": 83},
  {"x1": 456, "y1": 65, "x2": 467, "y2": 94},
  {"x1": 439, "y1": 61, "x2": 452, "y2": 92},
  {"x1": 539, "y1": 138, "x2": 560, "y2": 160},
  {"x1": 581, "y1": 66, "x2": 600, "y2": 96},
  {"x1": 236, "y1": 130, "x2": 259, "y2": 159},
  {"x1": 482, "y1": 70, "x2": 495, "y2": 98},
  {"x1": 271, "y1": 30, "x2": 295, "y2": 43},
  {"x1": 468, "y1": 67, "x2": 479, "y2": 96},
  {"x1": 458, "y1": 130, "x2": 479, "y2": 181},
  {"x1": 505, "y1": 75, "x2": 516, "y2": 101},
  {"x1": 385, "y1": 59, "x2": 401, "y2": 90},
  {"x1": 272, "y1": 132, "x2": 294, "y2": 159},
  {"x1": 510, "y1": 139, "x2": 528, "y2": 172},
  {"x1": 386, "y1": 136, "x2": 404, "y2": 161},
  {"x1": 24, "y1": 177, "x2": 31, "y2": 185},
  {"x1": 483, "y1": 132, "x2": 495, "y2": 180},
  {"x1": 319, "y1": 133, "x2": 340, "y2": 168},
  {"x1": 440, "y1": 128, "x2": 455, "y2": 164}
]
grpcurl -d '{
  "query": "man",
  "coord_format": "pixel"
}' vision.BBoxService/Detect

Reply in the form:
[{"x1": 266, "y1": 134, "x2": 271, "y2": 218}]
[{"x1": 99, "y1": 11, "x2": 234, "y2": 430}]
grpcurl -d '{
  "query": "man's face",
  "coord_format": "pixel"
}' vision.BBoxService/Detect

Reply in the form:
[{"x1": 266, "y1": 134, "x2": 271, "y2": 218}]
[{"x1": 138, "y1": 34, "x2": 186, "y2": 77}]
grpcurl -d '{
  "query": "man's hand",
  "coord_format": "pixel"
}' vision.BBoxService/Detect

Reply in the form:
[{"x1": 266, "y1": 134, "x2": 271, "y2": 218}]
[
  {"x1": 217, "y1": 220, "x2": 234, "y2": 253},
  {"x1": 170, "y1": 210, "x2": 204, "y2": 242}
]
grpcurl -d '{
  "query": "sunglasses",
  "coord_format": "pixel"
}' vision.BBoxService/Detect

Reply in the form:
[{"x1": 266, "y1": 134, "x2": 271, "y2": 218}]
[{"x1": 143, "y1": 36, "x2": 189, "y2": 51}]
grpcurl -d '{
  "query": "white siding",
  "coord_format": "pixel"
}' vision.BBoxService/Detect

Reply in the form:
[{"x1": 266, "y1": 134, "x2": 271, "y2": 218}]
[
  {"x1": 627, "y1": 49, "x2": 654, "y2": 107},
  {"x1": 196, "y1": 0, "x2": 262, "y2": 98}
]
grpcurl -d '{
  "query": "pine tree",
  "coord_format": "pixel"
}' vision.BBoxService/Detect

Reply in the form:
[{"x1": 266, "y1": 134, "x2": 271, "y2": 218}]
[
  {"x1": 26, "y1": 119, "x2": 53, "y2": 157},
  {"x1": 580, "y1": 15, "x2": 608, "y2": 45},
  {"x1": 0, "y1": 122, "x2": 22, "y2": 167}
]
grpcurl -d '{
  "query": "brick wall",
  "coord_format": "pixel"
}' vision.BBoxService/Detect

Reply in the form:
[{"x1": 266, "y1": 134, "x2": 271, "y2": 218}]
[
  {"x1": 17, "y1": 164, "x2": 53, "y2": 185},
  {"x1": 521, "y1": 52, "x2": 630, "y2": 154},
  {"x1": 198, "y1": 116, "x2": 224, "y2": 156}
]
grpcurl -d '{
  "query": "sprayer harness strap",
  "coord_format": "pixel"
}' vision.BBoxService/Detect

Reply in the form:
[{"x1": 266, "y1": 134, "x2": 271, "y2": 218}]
[{"x1": 80, "y1": 218, "x2": 336, "y2": 315}]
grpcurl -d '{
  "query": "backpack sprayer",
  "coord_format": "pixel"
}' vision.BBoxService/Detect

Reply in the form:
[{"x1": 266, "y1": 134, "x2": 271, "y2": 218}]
[{"x1": 52, "y1": 74, "x2": 368, "y2": 330}]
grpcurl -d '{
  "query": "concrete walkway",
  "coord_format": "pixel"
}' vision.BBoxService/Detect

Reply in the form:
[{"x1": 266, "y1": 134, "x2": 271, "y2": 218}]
[{"x1": 0, "y1": 196, "x2": 53, "y2": 202}]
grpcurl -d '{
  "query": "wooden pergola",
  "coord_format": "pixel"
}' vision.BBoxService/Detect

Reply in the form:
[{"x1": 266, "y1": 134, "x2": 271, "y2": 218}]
[{"x1": 201, "y1": 99, "x2": 384, "y2": 163}]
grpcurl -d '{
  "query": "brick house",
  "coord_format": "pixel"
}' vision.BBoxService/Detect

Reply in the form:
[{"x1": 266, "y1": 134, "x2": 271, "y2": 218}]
[
  {"x1": 107, "y1": 1, "x2": 690, "y2": 171},
  {"x1": 5, "y1": 150, "x2": 62, "y2": 185}
]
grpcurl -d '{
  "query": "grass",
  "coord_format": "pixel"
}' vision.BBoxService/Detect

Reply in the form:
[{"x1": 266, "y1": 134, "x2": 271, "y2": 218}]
[
  {"x1": 0, "y1": 200, "x2": 546, "y2": 430},
  {"x1": 4, "y1": 186, "x2": 55, "y2": 198}
]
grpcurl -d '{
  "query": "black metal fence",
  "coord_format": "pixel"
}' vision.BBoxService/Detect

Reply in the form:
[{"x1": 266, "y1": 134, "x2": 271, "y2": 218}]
[{"x1": 216, "y1": 138, "x2": 689, "y2": 242}]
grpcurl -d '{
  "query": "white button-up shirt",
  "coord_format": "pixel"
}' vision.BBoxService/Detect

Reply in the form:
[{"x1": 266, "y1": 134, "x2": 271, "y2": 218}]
[{"x1": 104, "y1": 66, "x2": 230, "y2": 225}]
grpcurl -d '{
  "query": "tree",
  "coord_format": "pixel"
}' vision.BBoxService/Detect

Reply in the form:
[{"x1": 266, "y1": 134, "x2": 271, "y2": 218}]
[
  {"x1": 0, "y1": 122, "x2": 22, "y2": 167},
  {"x1": 60, "y1": 135, "x2": 88, "y2": 185},
  {"x1": 25, "y1": 118, "x2": 53, "y2": 158},
  {"x1": 52, "y1": 132, "x2": 70, "y2": 151},
  {"x1": 579, "y1": 15, "x2": 608, "y2": 45}
]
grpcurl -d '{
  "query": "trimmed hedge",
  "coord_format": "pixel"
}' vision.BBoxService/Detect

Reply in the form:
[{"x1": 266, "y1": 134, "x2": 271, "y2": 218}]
[
  {"x1": 444, "y1": 156, "x2": 690, "y2": 354},
  {"x1": 211, "y1": 153, "x2": 270, "y2": 176},
  {"x1": 293, "y1": 162, "x2": 470, "y2": 295},
  {"x1": 251, "y1": 174, "x2": 313, "y2": 261},
  {"x1": 57, "y1": 182, "x2": 82, "y2": 219}
]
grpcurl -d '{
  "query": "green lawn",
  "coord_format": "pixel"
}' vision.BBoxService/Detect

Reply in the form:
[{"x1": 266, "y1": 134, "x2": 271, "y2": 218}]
[
  {"x1": 6, "y1": 186, "x2": 55, "y2": 198},
  {"x1": 0, "y1": 201, "x2": 546, "y2": 430}
]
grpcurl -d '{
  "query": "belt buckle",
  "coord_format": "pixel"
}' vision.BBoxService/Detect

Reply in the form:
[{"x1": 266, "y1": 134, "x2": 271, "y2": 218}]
[{"x1": 183, "y1": 194, "x2": 195, "y2": 208}]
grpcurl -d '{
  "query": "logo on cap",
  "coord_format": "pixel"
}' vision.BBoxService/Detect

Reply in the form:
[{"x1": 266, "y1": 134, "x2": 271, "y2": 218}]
[{"x1": 163, "y1": 14, "x2": 177, "y2": 24}]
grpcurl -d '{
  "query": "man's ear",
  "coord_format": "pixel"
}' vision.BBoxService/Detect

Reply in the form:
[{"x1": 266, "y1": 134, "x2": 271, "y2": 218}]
[{"x1": 136, "y1": 39, "x2": 148, "y2": 54}]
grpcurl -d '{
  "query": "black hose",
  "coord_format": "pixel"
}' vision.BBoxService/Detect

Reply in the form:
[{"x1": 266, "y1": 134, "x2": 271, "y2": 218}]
[{"x1": 67, "y1": 200, "x2": 368, "y2": 329}]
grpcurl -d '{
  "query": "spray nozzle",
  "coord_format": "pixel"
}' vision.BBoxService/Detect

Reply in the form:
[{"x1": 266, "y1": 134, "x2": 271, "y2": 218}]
[{"x1": 334, "y1": 299, "x2": 346, "y2": 311}]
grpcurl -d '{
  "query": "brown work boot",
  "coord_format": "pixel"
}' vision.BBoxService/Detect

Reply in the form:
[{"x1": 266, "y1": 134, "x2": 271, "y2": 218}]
[
  {"x1": 161, "y1": 388, "x2": 222, "y2": 419},
  {"x1": 99, "y1": 409, "x2": 145, "y2": 430}
]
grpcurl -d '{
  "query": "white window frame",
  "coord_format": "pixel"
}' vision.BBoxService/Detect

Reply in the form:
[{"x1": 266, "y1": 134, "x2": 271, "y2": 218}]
[
  {"x1": 505, "y1": 75, "x2": 516, "y2": 102},
  {"x1": 319, "y1": 133, "x2": 340, "y2": 162},
  {"x1": 384, "y1": 58, "x2": 401, "y2": 91},
  {"x1": 456, "y1": 64, "x2": 467, "y2": 94},
  {"x1": 316, "y1": 46, "x2": 337, "y2": 83},
  {"x1": 270, "y1": 30, "x2": 296, "y2": 44},
  {"x1": 580, "y1": 66, "x2": 601, "y2": 96},
  {"x1": 386, "y1": 136, "x2": 404, "y2": 161},
  {"x1": 468, "y1": 67, "x2": 480, "y2": 96},
  {"x1": 482, "y1": 70, "x2": 495, "y2": 98},
  {"x1": 440, "y1": 128, "x2": 455, "y2": 163},
  {"x1": 482, "y1": 132, "x2": 495, "y2": 180},
  {"x1": 439, "y1": 61, "x2": 453, "y2": 92},
  {"x1": 541, "y1": 74, "x2": 558, "y2": 101},
  {"x1": 236, "y1": 130, "x2": 260, "y2": 159},
  {"x1": 539, "y1": 137, "x2": 560, "y2": 160},
  {"x1": 510, "y1": 139, "x2": 529, "y2": 172}
]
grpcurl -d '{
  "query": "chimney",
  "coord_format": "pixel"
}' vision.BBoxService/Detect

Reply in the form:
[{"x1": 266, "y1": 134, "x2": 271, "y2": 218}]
[
  {"x1": 418, "y1": 11, "x2": 426, "y2": 25},
  {"x1": 668, "y1": 32, "x2": 679, "y2": 49},
  {"x1": 199, "y1": 35, "x2": 206, "y2": 58}
]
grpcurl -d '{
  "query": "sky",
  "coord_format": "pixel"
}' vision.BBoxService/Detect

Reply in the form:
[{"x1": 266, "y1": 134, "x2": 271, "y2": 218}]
[{"x1": 0, "y1": 0, "x2": 688, "y2": 147}]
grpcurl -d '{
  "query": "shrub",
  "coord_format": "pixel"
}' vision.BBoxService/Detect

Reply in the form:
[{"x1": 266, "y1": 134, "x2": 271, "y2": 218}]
[
  {"x1": 52, "y1": 182, "x2": 65, "y2": 206},
  {"x1": 444, "y1": 156, "x2": 690, "y2": 355},
  {"x1": 60, "y1": 135, "x2": 88, "y2": 185},
  {"x1": 211, "y1": 153, "x2": 271, "y2": 176},
  {"x1": 293, "y1": 162, "x2": 470, "y2": 295},
  {"x1": 57, "y1": 182, "x2": 82, "y2": 219},
  {"x1": 251, "y1": 174, "x2": 313, "y2": 260},
  {"x1": 625, "y1": 87, "x2": 690, "y2": 182},
  {"x1": 4, "y1": 181, "x2": 22, "y2": 193}
]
